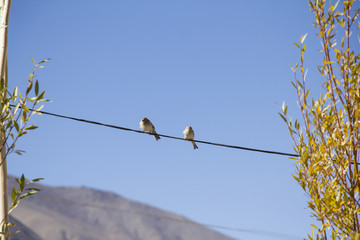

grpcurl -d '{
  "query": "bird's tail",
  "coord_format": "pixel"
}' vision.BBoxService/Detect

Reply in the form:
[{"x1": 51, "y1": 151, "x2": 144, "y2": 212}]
[
  {"x1": 192, "y1": 141, "x2": 198, "y2": 150},
  {"x1": 153, "y1": 132, "x2": 160, "y2": 141}
]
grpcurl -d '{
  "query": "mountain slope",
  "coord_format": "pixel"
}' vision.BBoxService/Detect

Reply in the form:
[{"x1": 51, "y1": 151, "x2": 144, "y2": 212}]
[
  {"x1": 9, "y1": 215, "x2": 43, "y2": 240},
  {"x1": 8, "y1": 176, "x2": 235, "y2": 240}
]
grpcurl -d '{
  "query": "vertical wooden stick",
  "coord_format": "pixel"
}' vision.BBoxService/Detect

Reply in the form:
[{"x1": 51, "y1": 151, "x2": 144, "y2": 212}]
[{"x1": 0, "y1": 1, "x2": 11, "y2": 239}]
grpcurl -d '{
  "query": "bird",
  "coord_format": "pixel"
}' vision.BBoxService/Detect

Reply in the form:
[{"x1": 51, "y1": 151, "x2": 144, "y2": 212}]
[
  {"x1": 139, "y1": 117, "x2": 160, "y2": 141},
  {"x1": 183, "y1": 126, "x2": 198, "y2": 150}
]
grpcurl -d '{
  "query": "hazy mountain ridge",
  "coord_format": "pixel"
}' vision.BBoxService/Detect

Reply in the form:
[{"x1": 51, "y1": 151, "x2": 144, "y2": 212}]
[
  {"x1": 7, "y1": 176, "x2": 235, "y2": 240},
  {"x1": 9, "y1": 215, "x2": 43, "y2": 240}
]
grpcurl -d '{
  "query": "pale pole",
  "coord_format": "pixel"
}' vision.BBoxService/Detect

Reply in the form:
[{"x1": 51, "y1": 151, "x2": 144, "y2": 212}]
[{"x1": 0, "y1": 0, "x2": 11, "y2": 239}]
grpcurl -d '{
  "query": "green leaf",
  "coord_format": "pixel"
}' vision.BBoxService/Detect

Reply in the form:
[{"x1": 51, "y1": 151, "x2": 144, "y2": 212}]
[
  {"x1": 8, "y1": 200, "x2": 19, "y2": 214},
  {"x1": 26, "y1": 97, "x2": 35, "y2": 103},
  {"x1": 25, "y1": 125, "x2": 38, "y2": 131},
  {"x1": 6, "y1": 222, "x2": 15, "y2": 227},
  {"x1": 38, "y1": 58, "x2": 51, "y2": 65},
  {"x1": 11, "y1": 188, "x2": 18, "y2": 203},
  {"x1": 15, "y1": 178, "x2": 21, "y2": 185},
  {"x1": 292, "y1": 42, "x2": 300, "y2": 48},
  {"x1": 294, "y1": 63, "x2": 298, "y2": 71},
  {"x1": 26, "y1": 80, "x2": 33, "y2": 95},
  {"x1": 28, "y1": 178, "x2": 44, "y2": 183},
  {"x1": 37, "y1": 91, "x2": 45, "y2": 101},
  {"x1": 35, "y1": 105, "x2": 44, "y2": 113},
  {"x1": 13, "y1": 103, "x2": 20, "y2": 115},
  {"x1": 15, "y1": 150, "x2": 25, "y2": 155},
  {"x1": 21, "y1": 111, "x2": 26, "y2": 124},
  {"x1": 20, "y1": 174, "x2": 25, "y2": 182},
  {"x1": 311, "y1": 224, "x2": 318, "y2": 229},
  {"x1": 30, "y1": 105, "x2": 44, "y2": 117},
  {"x1": 279, "y1": 112, "x2": 287, "y2": 123},
  {"x1": 35, "y1": 80, "x2": 39, "y2": 96},
  {"x1": 19, "y1": 174, "x2": 25, "y2": 192},
  {"x1": 30, "y1": 57, "x2": 36, "y2": 64},
  {"x1": 13, "y1": 120, "x2": 19, "y2": 132},
  {"x1": 12, "y1": 87, "x2": 18, "y2": 98},
  {"x1": 282, "y1": 102, "x2": 288, "y2": 115},
  {"x1": 17, "y1": 89, "x2": 22, "y2": 99},
  {"x1": 25, "y1": 188, "x2": 40, "y2": 192},
  {"x1": 19, "y1": 130, "x2": 28, "y2": 137},
  {"x1": 22, "y1": 104, "x2": 29, "y2": 113},
  {"x1": 20, "y1": 191, "x2": 37, "y2": 199}
]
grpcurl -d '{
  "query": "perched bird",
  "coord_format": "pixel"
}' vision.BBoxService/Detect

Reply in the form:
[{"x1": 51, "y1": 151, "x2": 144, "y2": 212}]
[
  {"x1": 139, "y1": 117, "x2": 160, "y2": 141},
  {"x1": 183, "y1": 126, "x2": 198, "y2": 150}
]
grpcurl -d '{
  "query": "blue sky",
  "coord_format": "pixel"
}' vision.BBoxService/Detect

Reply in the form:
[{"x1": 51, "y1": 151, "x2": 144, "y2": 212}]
[{"x1": 6, "y1": 1, "x2": 329, "y2": 239}]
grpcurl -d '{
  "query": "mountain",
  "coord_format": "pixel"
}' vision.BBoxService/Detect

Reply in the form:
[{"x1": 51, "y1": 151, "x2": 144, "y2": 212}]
[
  {"x1": 9, "y1": 215, "x2": 43, "y2": 240},
  {"x1": 7, "y1": 176, "x2": 235, "y2": 240}
]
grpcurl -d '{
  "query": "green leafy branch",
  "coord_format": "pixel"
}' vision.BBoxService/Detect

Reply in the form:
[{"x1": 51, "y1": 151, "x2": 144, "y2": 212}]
[
  {"x1": 0, "y1": 58, "x2": 50, "y2": 163},
  {"x1": 9, "y1": 174, "x2": 43, "y2": 215},
  {"x1": 0, "y1": 58, "x2": 50, "y2": 238},
  {"x1": 0, "y1": 174, "x2": 43, "y2": 237}
]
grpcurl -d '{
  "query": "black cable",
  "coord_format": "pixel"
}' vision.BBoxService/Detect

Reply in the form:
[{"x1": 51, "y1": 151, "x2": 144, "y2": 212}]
[
  {"x1": 7, "y1": 104, "x2": 298, "y2": 157},
  {"x1": 31, "y1": 108, "x2": 299, "y2": 157},
  {"x1": 27, "y1": 108, "x2": 360, "y2": 165}
]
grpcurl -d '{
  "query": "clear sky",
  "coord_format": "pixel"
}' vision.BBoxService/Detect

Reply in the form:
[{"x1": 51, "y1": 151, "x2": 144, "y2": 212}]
[{"x1": 6, "y1": 1, "x2": 329, "y2": 239}]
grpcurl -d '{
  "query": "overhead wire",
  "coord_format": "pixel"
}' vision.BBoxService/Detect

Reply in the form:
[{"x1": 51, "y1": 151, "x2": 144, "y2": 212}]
[{"x1": 23, "y1": 107, "x2": 299, "y2": 158}]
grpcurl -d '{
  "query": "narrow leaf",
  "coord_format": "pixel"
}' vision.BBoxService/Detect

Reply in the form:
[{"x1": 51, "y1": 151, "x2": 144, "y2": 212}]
[
  {"x1": 25, "y1": 188, "x2": 40, "y2": 192},
  {"x1": 37, "y1": 91, "x2": 45, "y2": 101},
  {"x1": 292, "y1": 42, "x2": 300, "y2": 48},
  {"x1": 28, "y1": 178, "x2": 44, "y2": 183},
  {"x1": 38, "y1": 58, "x2": 51, "y2": 65},
  {"x1": 11, "y1": 188, "x2": 18, "y2": 203},
  {"x1": 35, "y1": 80, "x2": 39, "y2": 96},
  {"x1": 25, "y1": 125, "x2": 38, "y2": 131},
  {"x1": 301, "y1": 33, "x2": 308, "y2": 44},
  {"x1": 20, "y1": 191, "x2": 37, "y2": 199}
]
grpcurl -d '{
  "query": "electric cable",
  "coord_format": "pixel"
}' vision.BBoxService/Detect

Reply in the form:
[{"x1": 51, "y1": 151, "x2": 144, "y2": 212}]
[{"x1": 24, "y1": 107, "x2": 299, "y2": 157}]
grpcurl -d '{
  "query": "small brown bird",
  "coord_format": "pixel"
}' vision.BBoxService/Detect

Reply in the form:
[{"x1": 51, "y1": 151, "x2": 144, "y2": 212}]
[
  {"x1": 139, "y1": 117, "x2": 160, "y2": 141},
  {"x1": 183, "y1": 126, "x2": 198, "y2": 150}
]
